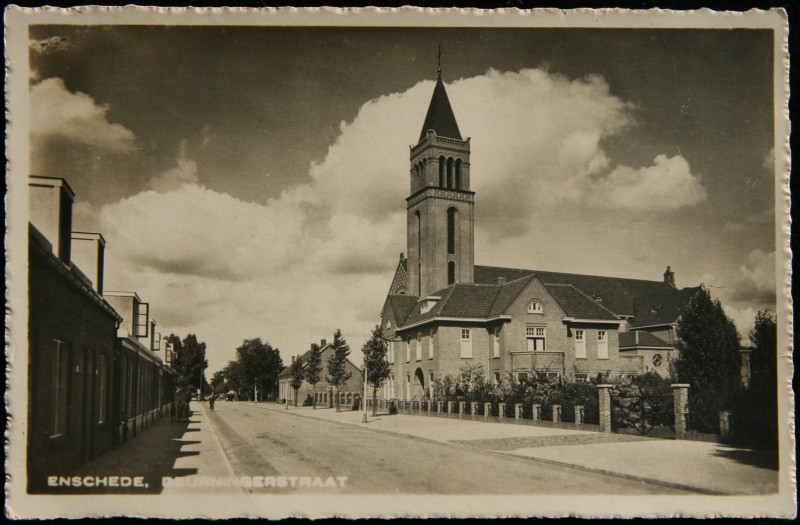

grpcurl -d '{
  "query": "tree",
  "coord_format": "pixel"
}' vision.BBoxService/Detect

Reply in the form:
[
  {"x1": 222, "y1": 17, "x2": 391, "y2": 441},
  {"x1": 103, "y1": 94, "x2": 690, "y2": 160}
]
[
  {"x1": 304, "y1": 343, "x2": 323, "y2": 409},
  {"x1": 211, "y1": 370, "x2": 226, "y2": 394},
  {"x1": 361, "y1": 325, "x2": 390, "y2": 415},
  {"x1": 750, "y1": 309, "x2": 777, "y2": 393},
  {"x1": 171, "y1": 333, "x2": 208, "y2": 396},
  {"x1": 326, "y1": 329, "x2": 352, "y2": 412},
  {"x1": 671, "y1": 287, "x2": 741, "y2": 433},
  {"x1": 235, "y1": 338, "x2": 284, "y2": 401},
  {"x1": 289, "y1": 355, "x2": 305, "y2": 407}
]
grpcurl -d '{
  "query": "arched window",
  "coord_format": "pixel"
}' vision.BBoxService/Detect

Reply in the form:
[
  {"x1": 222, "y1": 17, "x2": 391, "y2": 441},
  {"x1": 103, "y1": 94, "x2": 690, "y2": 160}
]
[
  {"x1": 439, "y1": 157, "x2": 445, "y2": 187},
  {"x1": 447, "y1": 207, "x2": 457, "y2": 254},
  {"x1": 455, "y1": 159, "x2": 462, "y2": 189},
  {"x1": 446, "y1": 157, "x2": 453, "y2": 189},
  {"x1": 527, "y1": 301, "x2": 544, "y2": 314},
  {"x1": 415, "y1": 210, "x2": 422, "y2": 293},
  {"x1": 448, "y1": 261, "x2": 456, "y2": 285}
]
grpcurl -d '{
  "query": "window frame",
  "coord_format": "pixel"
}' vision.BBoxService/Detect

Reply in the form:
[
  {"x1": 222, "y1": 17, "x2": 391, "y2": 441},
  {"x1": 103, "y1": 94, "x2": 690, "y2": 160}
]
[
  {"x1": 597, "y1": 330, "x2": 609, "y2": 359},
  {"x1": 493, "y1": 327, "x2": 500, "y2": 358},
  {"x1": 460, "y1": 329, "x2": 473, "y2": 358},
  {"x1": 428, "y1": 329, "x2": 434, "y2": 359},
  {"x1": 526, "y1": 326, "x2": 546, "y2": 352},
  {"x1": 575, "y1": 329, "x2": 587, "y2": 359},
  {"x1": 527, "y1": 300, "x2": 544, "y2": 314}
]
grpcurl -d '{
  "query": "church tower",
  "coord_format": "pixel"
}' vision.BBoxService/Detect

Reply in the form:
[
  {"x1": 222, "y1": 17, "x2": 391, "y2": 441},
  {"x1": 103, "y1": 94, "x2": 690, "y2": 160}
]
[{"x1": 407, "y1": 56, "x2": 474, "y2": 297}]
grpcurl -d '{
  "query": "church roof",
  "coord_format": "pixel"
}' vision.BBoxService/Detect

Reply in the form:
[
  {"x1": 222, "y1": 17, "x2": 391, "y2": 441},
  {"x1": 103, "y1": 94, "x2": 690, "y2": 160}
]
[
  {"x1": 418, "y1": 78, "x2": 462, "y2": 143},
  {"x1": 619, "y1": 331, "x2": 673, "y2": 349},
  {"x1": 385, "y1": 294, "x2": 418, "y2": 325},
  {"x1": 474, "y1": 265, "x2": 678, "y2": 318},
  {"x1": 631, "y1": 286, "x2": 702, "y2": 327},
  {"x1": 387, "y1": 255, "x2": 408, "y2": 295}
]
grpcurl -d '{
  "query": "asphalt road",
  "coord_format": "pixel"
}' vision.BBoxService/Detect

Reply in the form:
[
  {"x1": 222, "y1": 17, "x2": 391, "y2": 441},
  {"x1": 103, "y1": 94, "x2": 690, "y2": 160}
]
[{"x1": 208, "y1": 402, "x2": 688, "y2": 495}]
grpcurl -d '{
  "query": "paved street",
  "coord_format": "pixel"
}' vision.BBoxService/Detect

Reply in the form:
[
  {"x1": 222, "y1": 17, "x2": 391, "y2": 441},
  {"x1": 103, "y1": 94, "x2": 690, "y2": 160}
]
[{"x1": 208, "y1": 401, "x2": 687, "y2": 495}]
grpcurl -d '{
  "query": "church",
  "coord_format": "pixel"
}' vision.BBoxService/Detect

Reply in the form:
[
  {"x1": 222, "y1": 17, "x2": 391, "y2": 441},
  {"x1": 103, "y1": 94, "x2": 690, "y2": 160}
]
[{"x1": 379, "y1": 65, "x2": 701, "y2": 402}]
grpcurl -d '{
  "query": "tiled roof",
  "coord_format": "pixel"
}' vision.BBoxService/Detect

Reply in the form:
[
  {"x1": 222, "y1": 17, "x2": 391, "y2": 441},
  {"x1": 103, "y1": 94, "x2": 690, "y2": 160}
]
[
  {"x1": 418, "y1": 78, "x2": 462, "y2": 142},
  {"x1": 277, "y1": 343, "x2": 332, "y2": 379},
  {"x1": 386, "y1": 294, "x2": 418, "y2": 325},
  {"x1": 619, "y1": 331, "x2": 673, "y2": 349},
  {"x1": 475, "y1": 265, "x2": 677, "y2": 317},
  {"x1": 388, "y1": 256, "x2": 408, "y2": 295},
  {"x1": 487, "y1": 275, "x2": 537, "y2": 317},
  {"x1": 631, "y1": 287, "x2": 701, "y2": 327},
  {"x1": 543, "y1": 283, "x2": 619, "y2": 321}
]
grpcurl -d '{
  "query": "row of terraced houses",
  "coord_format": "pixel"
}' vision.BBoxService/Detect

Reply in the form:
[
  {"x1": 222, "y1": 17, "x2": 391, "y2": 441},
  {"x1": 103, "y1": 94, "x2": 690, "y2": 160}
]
[{"x1": 27, "y1": 175, "x2": 179, "y2": 492}]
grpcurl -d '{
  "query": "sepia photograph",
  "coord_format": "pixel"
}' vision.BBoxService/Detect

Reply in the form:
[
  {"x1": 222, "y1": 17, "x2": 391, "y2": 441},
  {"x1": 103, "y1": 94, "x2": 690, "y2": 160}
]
[{"x1": 4, "y1": 5, "x2": 794, "y2": 519}]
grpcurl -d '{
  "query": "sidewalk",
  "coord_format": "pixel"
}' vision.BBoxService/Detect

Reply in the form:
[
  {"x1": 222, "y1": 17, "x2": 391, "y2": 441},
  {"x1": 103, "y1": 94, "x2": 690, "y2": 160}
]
[
  {"x1": 67, "y1": 403, "x2": 241, "y2": 494},
  {"x1": 259, "y1": 403, "x2": 778, "y2": 495}
]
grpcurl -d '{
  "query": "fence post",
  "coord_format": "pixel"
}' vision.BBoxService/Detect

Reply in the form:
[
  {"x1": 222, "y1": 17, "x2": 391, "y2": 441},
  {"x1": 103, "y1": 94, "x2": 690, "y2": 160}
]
[
  {"x1": 484, "y1": 402, "x2": 491, "y2": 419},
  {"x1": 499, "y1": 402, "x2": 506, "y2": 419},
  {"x1": 438, "y1": 401, "x2": 443, "y2": 414},
  {"x1": 575, "y1": 405, "x2": 584, "y2": 425},
  {"x1": 532, "y1": 403, "x2": 541, "y2": 421},
  {"x1": 459, "y1": 401, "x2": 465, "y2": 418},
  {"x1": 515, "y1": 403, "x2": 521, "y2": 422},
  {"x1": 719, "y1": 410, "x2": 732, "y2": 437},
  {"x1": 598, "y1": 384, "x2": 613, "y2": 433},
  {"x1": 448, "y1": 401, "x2": 455, "y2": 414},
  {"x1": 470, "y1": 401, "x2": 478, "y2": 418},
  {"x1": 552, "y1": 404, "x2": 561, "y2": 423},
  {"x1": 672, "y1": 383, "x2": 690, "y2": 439}
]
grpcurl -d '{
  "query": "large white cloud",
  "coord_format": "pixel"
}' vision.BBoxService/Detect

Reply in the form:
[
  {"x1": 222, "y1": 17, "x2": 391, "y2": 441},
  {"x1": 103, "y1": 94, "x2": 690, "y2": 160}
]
[
  {"x1": 94, "y1": 68, "x2": 717, "y2": 371},
  {"x1": 31, "y1": 77, "x2": 136, "y2": 154}
]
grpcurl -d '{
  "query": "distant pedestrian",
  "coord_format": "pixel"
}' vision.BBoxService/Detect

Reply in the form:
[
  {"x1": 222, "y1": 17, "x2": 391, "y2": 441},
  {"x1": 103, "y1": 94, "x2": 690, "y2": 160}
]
[
  {"x1": 184, "y1": 401, "x2": 190, "y2": 421},
  {"x1": 209, "y1": 396, "x2": 215, "y2": 411}
]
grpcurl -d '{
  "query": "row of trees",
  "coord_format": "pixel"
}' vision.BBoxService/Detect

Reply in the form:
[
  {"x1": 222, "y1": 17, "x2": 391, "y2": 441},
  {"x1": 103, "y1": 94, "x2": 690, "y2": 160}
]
[{"x1": 211, "y1": 338, "x2": 284, "y2": 401}]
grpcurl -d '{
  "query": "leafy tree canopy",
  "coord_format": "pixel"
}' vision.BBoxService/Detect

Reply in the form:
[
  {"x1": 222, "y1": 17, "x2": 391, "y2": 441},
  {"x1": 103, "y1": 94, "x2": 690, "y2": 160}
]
[{"x1": 362, "y1": 325, "x2": 390, "y2": 389}]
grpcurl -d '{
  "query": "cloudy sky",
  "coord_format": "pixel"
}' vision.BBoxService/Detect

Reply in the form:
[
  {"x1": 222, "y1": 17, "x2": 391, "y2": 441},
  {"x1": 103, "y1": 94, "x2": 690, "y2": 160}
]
[{"x1": 28, "y1": 24, "x2": 777, "y2": 374}]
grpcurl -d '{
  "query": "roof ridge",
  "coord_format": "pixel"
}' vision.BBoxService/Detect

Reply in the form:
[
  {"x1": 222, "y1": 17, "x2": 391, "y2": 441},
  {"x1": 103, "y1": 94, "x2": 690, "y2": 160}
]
[
  {"x1": 477, "y1": 264, "x2": 670, "y2": 285},
  {"x1": 487, "y1": 273, "x2": 536, "y2": 315}
]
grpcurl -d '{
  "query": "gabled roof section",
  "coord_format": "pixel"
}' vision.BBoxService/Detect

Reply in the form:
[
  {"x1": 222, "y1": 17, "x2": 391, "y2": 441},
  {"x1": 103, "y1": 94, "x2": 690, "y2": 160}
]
[
  {"x1": 278, "y1": 342, "x2": 337, "y2": 379},
  {"x1": 387, "y1": 255, "x2": 408, "y2": 296},
  {"x1": 619, "y1": 331, "x2": 673, "y2": 349},
  {"x1": 418, "y1": 78, "x2": 462, "y2": 142},
  {"x1": 544, "y1": 283, "x2": 619, "y2": 321},
  {"x1": 475, "y1": 265, "x2": 677, "y2": 317},
  {"x1": 631, "y1": 287, "x2": 702, "y2": 327},
  {"x1": 487, "y1": 274, "x2": 537, "y2": 317},
  {"x1": 400, "y1": 283, "x2": 503, "y2": 327},
  {"x1": 385, "y1": 294, "x2": 418, "y2": 326}
]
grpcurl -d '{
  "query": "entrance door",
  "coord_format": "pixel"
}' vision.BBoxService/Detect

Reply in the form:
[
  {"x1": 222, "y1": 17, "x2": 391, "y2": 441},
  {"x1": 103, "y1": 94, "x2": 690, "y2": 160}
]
[{"x1": 413, "y1": 368, "x2": 426, "y2": 399}]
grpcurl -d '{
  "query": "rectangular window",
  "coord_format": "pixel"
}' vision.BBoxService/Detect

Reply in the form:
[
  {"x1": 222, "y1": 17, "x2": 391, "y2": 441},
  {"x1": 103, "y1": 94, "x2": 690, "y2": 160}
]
[
  {"x1": 405, "y1": 338, "x2": 411, "y2": 362},
  {"x1": 526, "y1": 326, "x2": 546, "y2": 352},
  {"x1": 575, "y1": 329, "x2": 586, "y2": 359},
  {"x1": 429, "y1": 372, "x2": 434, "y2": 397},
  {"x1": 494, "y1": 372, "x2": 501, "y2": 384},
  {"x1": 575, "y1": 373, "x2": 589, "y2": 383},
  {"x1": 428, "y1": 329, "x2": 434, "y2": 359},
  {"x1": 406, "y1": 375, "x2": 411, "y2": 401},
  {"x1": 517, "y1": 372, "x2": 528, "y2": 383},
  {"x1": 460, "y1": 329, "x2": 472, "y2": 358},
  {"x1": 493, "y1": 328, "x2": 500, "y2": 358},
  {"x1": 598, "y1": 330, "x2": 609, "y2": 359},
  {"x1": 99, "y1": 354, "x2": 108, "y2": 423},
  {"x1": 51, "y1": 340, "x2": 69, "y2": 437},
  {"x1": 415, "y1": 332, "x2": 422, "y2": 361}
]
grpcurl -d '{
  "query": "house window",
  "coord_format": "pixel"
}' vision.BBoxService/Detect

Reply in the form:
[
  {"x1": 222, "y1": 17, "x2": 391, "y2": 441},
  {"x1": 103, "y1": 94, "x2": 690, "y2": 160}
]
[
  {"x1": 575, "y1": 329, "x2": 586, "y2": 359},
  {"x1": 416, "y1": 332, "x2": 422, "y2": 361},
  {"x1": 460, "y1": 329, "x2": 472, "y2": 358},
  {"x1": 99, "y1": 354, "x2": 108, "y2": 423},
  {"x1": 598, "y1": 330, "x2": 609, "y2": 359},
  {"x1": 406, "y1": 375, "x2": 411, "y2": 401},
  {"x1": 652, "y1": 353, "x2": 663, "y2": 367},
  {"x1": 527, "y1": 301, "x2": 543, "y2": 314},
  {"x1": 517, "y1": 372, "x2": 529, "y2": 383},
  {"x1": 429, "y1": 372, "x2": 434, "y2": 397},
  {"x1": 428, "y1": 329, "x2": 434, "y2": 359},
  {"x1": 51, "y1": 339, "x2": 69, "y2": 437},
  {"x1": 526, "y1": 326, "x2": 546, "y2": 352},
  {"x1": 494, "y1": 372, "x2": 501, "y2": 384},
  {"x1": 543, "y1": 372, "x2": 561, "y2": 380},
  {"x1": 575, "y1": 373, "x2": 589, "y2": 383},
  {"x1": 405, "y1": 338, "x2": 411, "y2": 362},
  {"x1": 493, "y1": 327, "x2": 500, "y2": 358}
]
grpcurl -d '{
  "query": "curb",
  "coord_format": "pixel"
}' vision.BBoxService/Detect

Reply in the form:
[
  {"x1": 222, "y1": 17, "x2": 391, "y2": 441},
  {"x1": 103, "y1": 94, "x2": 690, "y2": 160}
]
[{"x1": 199, "y1": 403, "x2": 248, "y2": 493}]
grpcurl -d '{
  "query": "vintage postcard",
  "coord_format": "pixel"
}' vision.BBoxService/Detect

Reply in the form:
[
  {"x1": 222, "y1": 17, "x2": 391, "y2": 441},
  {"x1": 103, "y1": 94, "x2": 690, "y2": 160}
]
[{"x1": 4, "y1": 5, "x2": 794, "y2": 519}]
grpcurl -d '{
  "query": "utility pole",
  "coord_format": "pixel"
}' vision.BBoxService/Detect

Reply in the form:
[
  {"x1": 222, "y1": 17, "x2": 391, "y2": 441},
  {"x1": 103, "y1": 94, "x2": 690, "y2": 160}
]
[
  {"x1": 362, "y1": 361, "x2": 368, "y2": 423},
  {"x1": 254, "y1": 383, "x2": 258, "y2": 404}
]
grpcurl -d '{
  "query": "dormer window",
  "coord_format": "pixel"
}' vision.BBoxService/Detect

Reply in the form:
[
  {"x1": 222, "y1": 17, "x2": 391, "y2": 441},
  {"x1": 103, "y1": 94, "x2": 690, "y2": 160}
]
[
  {"x1": 420, "y1": 295, "x2": 441, "y2": 314},
  {"x1": 527, "y1": 301, "x2": 543, "y2": 314}
]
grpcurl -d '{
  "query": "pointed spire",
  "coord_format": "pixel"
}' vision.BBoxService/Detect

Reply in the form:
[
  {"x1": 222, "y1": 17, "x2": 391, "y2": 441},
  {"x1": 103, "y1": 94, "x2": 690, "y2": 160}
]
[{"x1": 418, "y1": 45, "x2": 462, "y2": 143}]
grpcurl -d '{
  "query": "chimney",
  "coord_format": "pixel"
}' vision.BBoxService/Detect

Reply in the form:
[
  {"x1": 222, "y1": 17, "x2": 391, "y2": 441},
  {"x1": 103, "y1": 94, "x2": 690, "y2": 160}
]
[
  {"x1": 320, "y1": 339, "x2": 327, "y2": 347},
  {"x1": 71, "y1": 232, "x2": 106, "y2": 294},
  {"x1": 663, "y1": 266, "x2": 676, "y2": 288},
  {"x1": 496, "y1": 276, "x2": 507, "y2": 285},
  {"x1": 400, "y1": 252, "x2": 405, "y2": 261},
  {"x1": 291, "y1": 355, "x2": 296, "y2": 365},
  {"x1": 29, "y1": 176, "x2": 75, "y2": 264}
]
